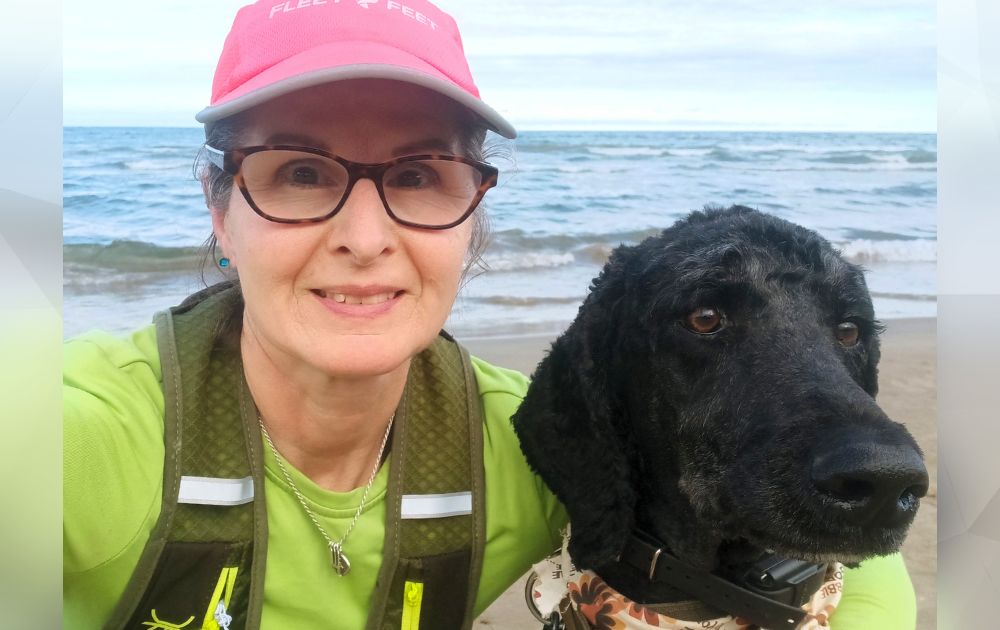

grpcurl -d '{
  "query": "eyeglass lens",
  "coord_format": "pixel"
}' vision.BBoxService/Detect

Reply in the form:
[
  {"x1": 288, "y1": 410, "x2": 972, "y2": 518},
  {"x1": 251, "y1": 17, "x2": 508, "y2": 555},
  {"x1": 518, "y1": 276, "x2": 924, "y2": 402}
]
[{"x1": 240, "y1": 150, "x2": 485, "y2": 226}]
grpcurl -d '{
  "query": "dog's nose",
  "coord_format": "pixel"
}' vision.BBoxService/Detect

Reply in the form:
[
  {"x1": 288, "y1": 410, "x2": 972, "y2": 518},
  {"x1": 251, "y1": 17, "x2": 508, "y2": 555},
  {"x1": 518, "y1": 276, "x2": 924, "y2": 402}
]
[{"x1": 811, "y1": 443, "x2": 928, "y2": 527}]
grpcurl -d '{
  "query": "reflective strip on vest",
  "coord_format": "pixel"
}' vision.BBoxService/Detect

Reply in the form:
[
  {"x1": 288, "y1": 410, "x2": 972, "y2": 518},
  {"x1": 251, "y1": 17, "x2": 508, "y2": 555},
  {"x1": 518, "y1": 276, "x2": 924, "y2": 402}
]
[
  {"x1": 400, "y1": 492, "x2": 473, "y2": 519},
  {"x1": 178, "y1": 476, "x2": 255, "y2": 506}
]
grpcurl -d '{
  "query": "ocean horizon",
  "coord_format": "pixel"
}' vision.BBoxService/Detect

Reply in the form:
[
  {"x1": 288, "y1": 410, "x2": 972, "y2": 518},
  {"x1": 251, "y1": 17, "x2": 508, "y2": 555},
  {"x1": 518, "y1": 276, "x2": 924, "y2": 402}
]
[{"x1": 64, "y1": 127, "x2": 937, "y2": 340}]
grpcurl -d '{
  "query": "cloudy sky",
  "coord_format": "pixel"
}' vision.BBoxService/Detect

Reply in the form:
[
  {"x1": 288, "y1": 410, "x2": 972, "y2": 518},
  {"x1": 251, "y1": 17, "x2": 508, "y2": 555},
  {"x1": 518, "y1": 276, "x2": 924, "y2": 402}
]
[{"x1": 63, "y1": 0, "x2": 935, "y2": 131}]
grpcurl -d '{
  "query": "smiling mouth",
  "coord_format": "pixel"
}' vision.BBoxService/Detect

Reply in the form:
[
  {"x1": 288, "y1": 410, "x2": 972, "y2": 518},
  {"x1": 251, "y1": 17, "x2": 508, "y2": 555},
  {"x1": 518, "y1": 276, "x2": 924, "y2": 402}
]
[{"x1": 311, "y1": 289, "x2": 404, "y2": 305}]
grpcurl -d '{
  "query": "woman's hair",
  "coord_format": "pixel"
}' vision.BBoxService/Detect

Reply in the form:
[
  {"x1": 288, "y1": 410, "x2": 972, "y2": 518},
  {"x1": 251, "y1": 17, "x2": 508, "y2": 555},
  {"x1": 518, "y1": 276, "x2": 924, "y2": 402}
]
[{"x1": 193, "y1": 110, "x2": 503, "y2": 284}]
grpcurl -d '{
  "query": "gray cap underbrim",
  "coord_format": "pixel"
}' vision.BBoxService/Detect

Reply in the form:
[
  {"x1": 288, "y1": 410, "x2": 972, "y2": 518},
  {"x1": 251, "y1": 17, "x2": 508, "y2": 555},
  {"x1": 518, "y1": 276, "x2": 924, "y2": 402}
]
[{"x1": 195, "y1": 64, "x2": 516, "y2": 139}]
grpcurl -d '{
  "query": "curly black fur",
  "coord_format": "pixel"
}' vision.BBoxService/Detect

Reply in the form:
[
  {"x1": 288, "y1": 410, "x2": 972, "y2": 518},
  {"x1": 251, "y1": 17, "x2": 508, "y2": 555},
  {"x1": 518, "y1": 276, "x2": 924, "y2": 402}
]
[{"x1": 512, "y1": 206, "x2": 927, "y2": 582}]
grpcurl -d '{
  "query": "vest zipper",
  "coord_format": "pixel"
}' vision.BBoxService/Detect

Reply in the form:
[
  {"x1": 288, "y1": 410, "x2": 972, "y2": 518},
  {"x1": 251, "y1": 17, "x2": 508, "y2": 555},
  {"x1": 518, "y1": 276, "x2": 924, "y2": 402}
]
[{"x1": 401, "y1": 580, "x2": 424, "y2": 630}]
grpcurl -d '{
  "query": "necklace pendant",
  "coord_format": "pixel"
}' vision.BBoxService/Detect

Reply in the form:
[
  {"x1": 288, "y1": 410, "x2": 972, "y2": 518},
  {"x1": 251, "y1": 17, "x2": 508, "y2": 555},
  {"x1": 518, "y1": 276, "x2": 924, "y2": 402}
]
[{"x1": 330, "y1": 542, "x2": 351, "y2": 576}]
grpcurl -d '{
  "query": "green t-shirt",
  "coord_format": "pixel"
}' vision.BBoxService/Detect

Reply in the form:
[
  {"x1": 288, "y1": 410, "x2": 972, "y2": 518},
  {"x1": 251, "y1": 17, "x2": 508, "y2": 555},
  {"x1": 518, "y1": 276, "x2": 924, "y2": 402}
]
[{"x1": 64, "y1": 326, "x2": 916, "y2": 629}]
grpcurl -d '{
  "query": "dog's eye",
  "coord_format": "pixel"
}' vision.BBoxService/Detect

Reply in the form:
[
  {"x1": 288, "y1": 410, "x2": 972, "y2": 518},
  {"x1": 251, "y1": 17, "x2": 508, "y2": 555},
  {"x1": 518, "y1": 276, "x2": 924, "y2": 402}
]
[
  {"x1": 685, "y1": 307, "x2": 725, "y2": 334},
  {"x1": 836, "y1": 322, "x2": 860, "y2": 346}
]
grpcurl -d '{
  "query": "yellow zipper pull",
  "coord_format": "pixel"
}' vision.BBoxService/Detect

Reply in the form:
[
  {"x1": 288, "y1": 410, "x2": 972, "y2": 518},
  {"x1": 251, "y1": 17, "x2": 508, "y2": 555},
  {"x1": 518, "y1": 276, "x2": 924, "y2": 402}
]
[
  {"x1": 201, "y1": 566, "x2": 239, "y2": 630},
  {"x1": 401, "y1": 580, "x2": 424, "y2": 630}
]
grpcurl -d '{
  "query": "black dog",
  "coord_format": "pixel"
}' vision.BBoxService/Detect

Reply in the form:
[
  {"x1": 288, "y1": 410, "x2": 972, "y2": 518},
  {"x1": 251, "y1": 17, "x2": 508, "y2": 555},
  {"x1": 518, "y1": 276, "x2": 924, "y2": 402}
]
[{"x1": 513, "y1": 206, "x2": 927, "y2": 621}]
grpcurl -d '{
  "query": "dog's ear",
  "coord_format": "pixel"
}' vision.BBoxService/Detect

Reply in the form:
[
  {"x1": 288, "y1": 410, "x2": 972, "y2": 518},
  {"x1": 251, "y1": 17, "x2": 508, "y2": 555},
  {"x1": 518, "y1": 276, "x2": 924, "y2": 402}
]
[{"x1": 512, "y1": 248, "x2": 638, "y2": 569}]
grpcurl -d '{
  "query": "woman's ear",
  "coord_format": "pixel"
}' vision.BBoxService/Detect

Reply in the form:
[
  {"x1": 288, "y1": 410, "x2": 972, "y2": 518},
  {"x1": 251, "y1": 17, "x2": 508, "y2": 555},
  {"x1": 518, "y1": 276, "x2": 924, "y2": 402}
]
[{"x1": 210, "y1": 207, "x2": 232, "y2": 265}]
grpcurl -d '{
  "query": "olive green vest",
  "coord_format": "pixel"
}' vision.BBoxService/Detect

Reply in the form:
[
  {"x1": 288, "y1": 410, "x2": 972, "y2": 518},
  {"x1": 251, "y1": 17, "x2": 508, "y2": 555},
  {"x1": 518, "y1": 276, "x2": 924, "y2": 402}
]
[{"x1": 103, "y1": 283, "x2": 487, "y2": 630}]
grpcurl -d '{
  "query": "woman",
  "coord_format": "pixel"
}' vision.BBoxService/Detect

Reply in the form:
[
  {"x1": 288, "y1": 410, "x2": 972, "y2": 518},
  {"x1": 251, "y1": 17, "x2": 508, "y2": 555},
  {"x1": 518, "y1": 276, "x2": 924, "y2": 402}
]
[{"x1": 64, "y1": 1, "x2": 916, "y2": 628}]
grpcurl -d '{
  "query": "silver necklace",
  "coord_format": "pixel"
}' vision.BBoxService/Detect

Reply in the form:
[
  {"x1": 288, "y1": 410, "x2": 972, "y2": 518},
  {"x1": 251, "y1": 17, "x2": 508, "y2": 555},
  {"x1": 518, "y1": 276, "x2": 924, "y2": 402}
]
[{"x1": 257, "y1": 412, "x2": 394, "y2": 576}]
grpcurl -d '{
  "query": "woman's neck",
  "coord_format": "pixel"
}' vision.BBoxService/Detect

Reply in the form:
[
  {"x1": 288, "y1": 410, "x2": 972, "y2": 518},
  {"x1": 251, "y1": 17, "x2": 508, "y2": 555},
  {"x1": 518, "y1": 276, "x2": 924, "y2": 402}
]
[{"x1": 240, "y1": 326, "x2": 409, "y2": 493}]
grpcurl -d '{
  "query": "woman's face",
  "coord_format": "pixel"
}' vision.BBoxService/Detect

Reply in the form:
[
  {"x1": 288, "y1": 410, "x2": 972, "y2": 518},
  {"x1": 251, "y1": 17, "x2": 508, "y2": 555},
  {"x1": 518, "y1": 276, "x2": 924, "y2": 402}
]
[{"x1": 212, "y1": 80, "x2": 477, "y2": 378}]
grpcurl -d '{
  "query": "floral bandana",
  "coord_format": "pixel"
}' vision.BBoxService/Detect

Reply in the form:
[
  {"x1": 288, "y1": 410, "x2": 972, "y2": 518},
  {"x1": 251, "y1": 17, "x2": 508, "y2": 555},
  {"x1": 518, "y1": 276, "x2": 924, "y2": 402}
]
[{"x1": 529, "y1": 529, "x2": 843, "y2": 630}]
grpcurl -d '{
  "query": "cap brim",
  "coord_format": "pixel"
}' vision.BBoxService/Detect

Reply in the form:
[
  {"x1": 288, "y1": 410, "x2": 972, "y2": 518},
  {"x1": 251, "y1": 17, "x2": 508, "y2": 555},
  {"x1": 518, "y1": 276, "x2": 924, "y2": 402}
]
[{"x1": 196, "y1": 41, "x2": 516, "y2": 139}]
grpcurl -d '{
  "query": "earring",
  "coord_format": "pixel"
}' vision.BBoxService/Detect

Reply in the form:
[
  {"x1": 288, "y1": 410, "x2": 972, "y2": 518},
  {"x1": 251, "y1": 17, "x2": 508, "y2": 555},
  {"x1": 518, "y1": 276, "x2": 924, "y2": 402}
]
[{"x1": 219, "y1": 257, "x2": 231, "y2": 268}]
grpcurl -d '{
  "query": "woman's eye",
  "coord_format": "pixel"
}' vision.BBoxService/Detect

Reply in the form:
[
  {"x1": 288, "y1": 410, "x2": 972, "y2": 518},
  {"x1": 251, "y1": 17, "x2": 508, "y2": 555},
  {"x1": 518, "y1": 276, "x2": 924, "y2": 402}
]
[
  {"x1": 684, "y1": 307, "x2": 725, "y2": 334},
  {"x1": 290, "y1": 165, "x2": 320, "y2": 185},
  {"x1": 275, "y1": 161, "x2": 335, "y2": 187},
  {"x1": 836, "y1": 321, "x2": 860, "y2": 346},
  {"x1": 387, "y1": 164, "x2": 439, "y2": 189}
]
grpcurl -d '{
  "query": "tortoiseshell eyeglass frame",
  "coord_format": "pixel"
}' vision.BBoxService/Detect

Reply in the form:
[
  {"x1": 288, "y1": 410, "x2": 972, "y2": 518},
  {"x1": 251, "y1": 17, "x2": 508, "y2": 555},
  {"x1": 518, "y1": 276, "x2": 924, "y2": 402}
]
[{"x1": 204, "y1": 144, "x2": 499, "y2": 230}]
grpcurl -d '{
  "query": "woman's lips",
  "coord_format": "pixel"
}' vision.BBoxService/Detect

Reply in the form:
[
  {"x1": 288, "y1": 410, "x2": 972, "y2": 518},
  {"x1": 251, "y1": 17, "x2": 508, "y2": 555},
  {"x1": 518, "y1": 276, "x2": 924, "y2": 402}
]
[{"x1": 310, "y1": 288, "x2": 405, "y2": 316}]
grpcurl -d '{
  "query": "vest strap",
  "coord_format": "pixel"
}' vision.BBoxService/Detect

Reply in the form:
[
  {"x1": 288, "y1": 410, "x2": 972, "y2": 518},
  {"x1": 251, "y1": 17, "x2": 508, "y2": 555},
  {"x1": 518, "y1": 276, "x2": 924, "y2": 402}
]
[
  {"x1": 105, "y1": 285, "x2": 269, "y2": 630},
  {"x1": 366, "y1": 338, "x2": 486, "y2": 630}
]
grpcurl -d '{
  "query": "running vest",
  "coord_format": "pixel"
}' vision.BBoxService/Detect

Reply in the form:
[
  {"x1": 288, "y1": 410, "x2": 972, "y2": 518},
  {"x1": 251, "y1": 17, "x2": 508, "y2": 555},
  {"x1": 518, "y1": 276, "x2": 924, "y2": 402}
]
[{"x1": 103, "y1": 283, "x2": 487, "y2": 630}]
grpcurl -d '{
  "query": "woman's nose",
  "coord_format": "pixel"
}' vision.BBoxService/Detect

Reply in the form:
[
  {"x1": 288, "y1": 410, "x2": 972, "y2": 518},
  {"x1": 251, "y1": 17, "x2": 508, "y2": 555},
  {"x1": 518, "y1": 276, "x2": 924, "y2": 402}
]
[{"x1": 327, "y1": 179, "x2": 397, "y2": 265}]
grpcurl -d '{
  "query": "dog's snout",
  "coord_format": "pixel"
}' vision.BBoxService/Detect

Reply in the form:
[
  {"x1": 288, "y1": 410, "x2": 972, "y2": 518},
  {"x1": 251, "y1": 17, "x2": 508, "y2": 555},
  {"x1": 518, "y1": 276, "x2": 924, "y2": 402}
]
[{"x1": 811, "y1": 443, "x2": 928, "y2": 527}]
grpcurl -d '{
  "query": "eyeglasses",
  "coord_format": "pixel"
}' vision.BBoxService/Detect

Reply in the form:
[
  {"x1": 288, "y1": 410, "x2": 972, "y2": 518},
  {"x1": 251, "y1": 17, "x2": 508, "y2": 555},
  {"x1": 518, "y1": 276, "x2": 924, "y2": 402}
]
[{"x1": 205, "y1": 144, "x2": 499, "y2": 229}]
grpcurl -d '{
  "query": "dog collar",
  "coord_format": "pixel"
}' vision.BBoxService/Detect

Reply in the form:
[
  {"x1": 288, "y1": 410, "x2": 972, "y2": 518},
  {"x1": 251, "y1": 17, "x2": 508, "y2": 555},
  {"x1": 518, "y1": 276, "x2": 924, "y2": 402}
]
[
  {"x1": 528, "y1": 527, "x2": 843, "y2": 630},
  {"x1": 617, "y1": 531, "x2": 830, "y2": 629}
]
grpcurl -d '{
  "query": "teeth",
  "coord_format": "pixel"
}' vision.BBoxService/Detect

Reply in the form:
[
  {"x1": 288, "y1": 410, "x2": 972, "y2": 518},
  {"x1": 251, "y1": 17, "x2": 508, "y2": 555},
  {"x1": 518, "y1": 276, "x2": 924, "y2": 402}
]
[
  {"x1": 320, "y1": 291, "x2": 398, "y2": 305},
  {"x1": 361, "y1": 293, "x2": 392, "y2": 305}
]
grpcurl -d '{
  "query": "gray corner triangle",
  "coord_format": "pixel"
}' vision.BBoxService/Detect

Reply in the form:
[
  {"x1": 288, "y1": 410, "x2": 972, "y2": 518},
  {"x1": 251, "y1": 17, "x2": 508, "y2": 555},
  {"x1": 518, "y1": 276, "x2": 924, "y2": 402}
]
[
  {"x1": 0, "y1": 187, "x2": 61, "y2": 310},
  {"x1": 971, "y1": 486, "x2": 1000, "y2": 542}
]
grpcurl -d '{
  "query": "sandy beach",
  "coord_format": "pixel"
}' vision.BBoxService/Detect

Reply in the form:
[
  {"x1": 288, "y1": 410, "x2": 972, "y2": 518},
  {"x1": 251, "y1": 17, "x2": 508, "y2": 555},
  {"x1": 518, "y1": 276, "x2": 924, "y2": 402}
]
[{"x1": 466, "y1": 316, "x2": 937, "y2": 629}]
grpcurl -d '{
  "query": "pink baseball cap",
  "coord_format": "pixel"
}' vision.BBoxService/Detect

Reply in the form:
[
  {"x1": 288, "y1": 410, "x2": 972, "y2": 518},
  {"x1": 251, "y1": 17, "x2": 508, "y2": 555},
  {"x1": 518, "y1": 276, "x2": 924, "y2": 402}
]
[{"x1": 195, "y1": 0, "x2": 516, "y2": 138}]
